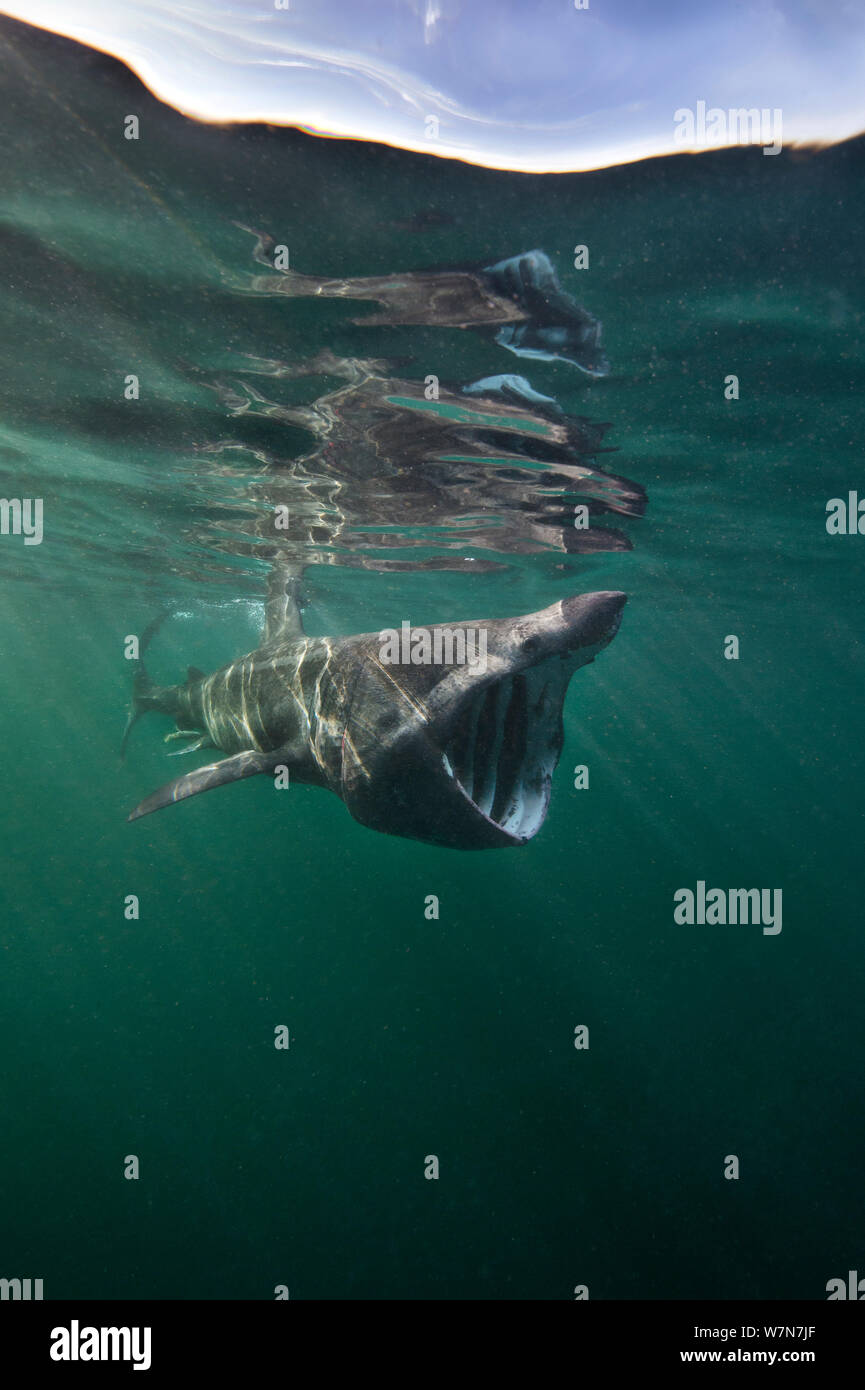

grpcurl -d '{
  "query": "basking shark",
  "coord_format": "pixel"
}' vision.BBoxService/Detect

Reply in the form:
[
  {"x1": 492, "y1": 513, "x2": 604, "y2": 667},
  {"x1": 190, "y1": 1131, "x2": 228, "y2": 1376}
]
[{"x1": 126, "y1": 577, "x2": 626, "y2": 849}]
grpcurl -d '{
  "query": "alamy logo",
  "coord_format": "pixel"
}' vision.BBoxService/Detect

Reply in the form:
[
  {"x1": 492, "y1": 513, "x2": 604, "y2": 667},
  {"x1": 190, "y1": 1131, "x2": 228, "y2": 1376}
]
[
  {"x1": 825, "y1": 493, "x2": 865, "y2": 534},
  {"x1": 0, "y1": 497, "x2": 43, "y2": 545},
  {"x1": 826, "y1": 1270, "x2": 865, "y2": 1299},
  {"x1": 0, "y1": 1276, "x2": 43, "y2": 1299},
  {"x1": 674, "y1": 101, "x2": 783, "y2": 156},
  {"x1": 50, "y1": 1321, "x2": 152, "y2": 1371},
  {"x1": 379, "y1": 622, "x2": 488, "y2": 673},
  {"x1": 673, "y1": 881, "x2": 782, "y2": 935}
]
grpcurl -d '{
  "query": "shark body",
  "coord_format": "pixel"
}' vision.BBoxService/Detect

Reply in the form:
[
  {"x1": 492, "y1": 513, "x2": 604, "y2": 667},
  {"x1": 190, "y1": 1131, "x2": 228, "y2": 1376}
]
[{"x1": 127, "y1": 581, "x2": 626, "y2": 849}]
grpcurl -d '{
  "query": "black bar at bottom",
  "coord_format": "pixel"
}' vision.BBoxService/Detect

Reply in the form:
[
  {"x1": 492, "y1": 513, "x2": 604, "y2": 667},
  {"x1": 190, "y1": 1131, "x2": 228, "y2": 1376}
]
[{"x1": 0, "y1": 1299, "x2": 860, "y2": 1377}]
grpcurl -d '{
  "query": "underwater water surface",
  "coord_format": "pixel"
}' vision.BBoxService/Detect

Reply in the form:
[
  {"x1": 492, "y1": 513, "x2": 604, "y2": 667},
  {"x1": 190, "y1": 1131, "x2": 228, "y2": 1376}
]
[{"x1": 1, "y1": 17, "x2": 864, "y2": 1299}]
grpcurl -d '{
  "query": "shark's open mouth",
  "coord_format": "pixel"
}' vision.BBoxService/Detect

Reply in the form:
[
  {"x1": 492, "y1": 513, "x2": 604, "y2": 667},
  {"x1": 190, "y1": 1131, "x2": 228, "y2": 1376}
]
[{"x1": 440, "y1": 658, "x2": 572, "y2": 843}]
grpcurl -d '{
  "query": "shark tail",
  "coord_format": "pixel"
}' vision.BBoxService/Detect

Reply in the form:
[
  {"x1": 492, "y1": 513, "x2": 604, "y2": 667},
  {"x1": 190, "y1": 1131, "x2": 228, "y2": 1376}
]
[{"x1": 120, "y1": 613, "x2": 175, "y2": 759}]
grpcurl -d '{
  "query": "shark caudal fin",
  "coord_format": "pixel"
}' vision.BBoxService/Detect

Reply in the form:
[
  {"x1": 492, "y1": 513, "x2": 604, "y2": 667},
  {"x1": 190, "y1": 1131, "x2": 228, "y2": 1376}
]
[{"x1": 120, "y1": 612, "x2": 173, "y2": 759}]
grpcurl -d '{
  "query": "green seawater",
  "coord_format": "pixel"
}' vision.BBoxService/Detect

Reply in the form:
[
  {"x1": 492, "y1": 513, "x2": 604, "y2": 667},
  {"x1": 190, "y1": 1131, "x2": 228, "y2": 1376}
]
[{"x1": 1, "y1": 19, "x2": 863, "y2": 1299}]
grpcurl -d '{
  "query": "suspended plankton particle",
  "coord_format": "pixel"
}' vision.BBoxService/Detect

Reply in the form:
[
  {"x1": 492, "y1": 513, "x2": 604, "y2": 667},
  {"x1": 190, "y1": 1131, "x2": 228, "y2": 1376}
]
[{"x1": 1, "y1": 0, "x2": 863, "y2": 171}]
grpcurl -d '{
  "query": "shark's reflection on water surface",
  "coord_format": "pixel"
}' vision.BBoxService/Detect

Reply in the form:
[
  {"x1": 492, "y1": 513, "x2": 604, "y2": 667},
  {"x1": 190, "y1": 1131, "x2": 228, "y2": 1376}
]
[{"x1": 191, "y1": 350, "x2": 644, "y2": 573}]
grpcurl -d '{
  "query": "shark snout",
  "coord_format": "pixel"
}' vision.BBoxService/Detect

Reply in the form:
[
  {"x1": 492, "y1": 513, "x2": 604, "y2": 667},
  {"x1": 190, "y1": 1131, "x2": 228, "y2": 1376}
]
[
  {"x1": 559, "y1": 590, "x2": 626, "y2": 649},
  {"x1": 482, "y1": 589, "x2": 626, "y2": 675}
]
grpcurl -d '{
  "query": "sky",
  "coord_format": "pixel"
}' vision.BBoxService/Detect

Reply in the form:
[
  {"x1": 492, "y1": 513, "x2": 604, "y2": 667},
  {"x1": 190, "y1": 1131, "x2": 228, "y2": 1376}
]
[{"x1": 1, "y1": 0, "x2": 864, "y2": 170}]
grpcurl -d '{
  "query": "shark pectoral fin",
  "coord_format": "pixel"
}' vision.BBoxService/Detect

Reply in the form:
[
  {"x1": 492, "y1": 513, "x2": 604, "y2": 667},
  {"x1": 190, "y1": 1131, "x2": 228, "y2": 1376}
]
[{"x1": 127, "y1": 750, "x2": 274, "y2": 822}]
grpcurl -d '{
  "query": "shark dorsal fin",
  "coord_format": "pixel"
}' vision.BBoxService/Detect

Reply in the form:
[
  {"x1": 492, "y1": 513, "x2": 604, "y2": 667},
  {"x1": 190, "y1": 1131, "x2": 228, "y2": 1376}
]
[
  {"x1": 263, "y1": 563, "x2": 306, "y2": 644},
  {"x1": 187, "y1": 665, "x2": 205, "y2": 683}
]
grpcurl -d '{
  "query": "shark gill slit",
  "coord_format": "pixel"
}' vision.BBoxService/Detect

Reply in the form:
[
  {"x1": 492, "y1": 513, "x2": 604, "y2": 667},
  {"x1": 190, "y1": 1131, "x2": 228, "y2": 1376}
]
[{"x1": 443, "y1": 663, "x2": 561, "y2": 839}]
